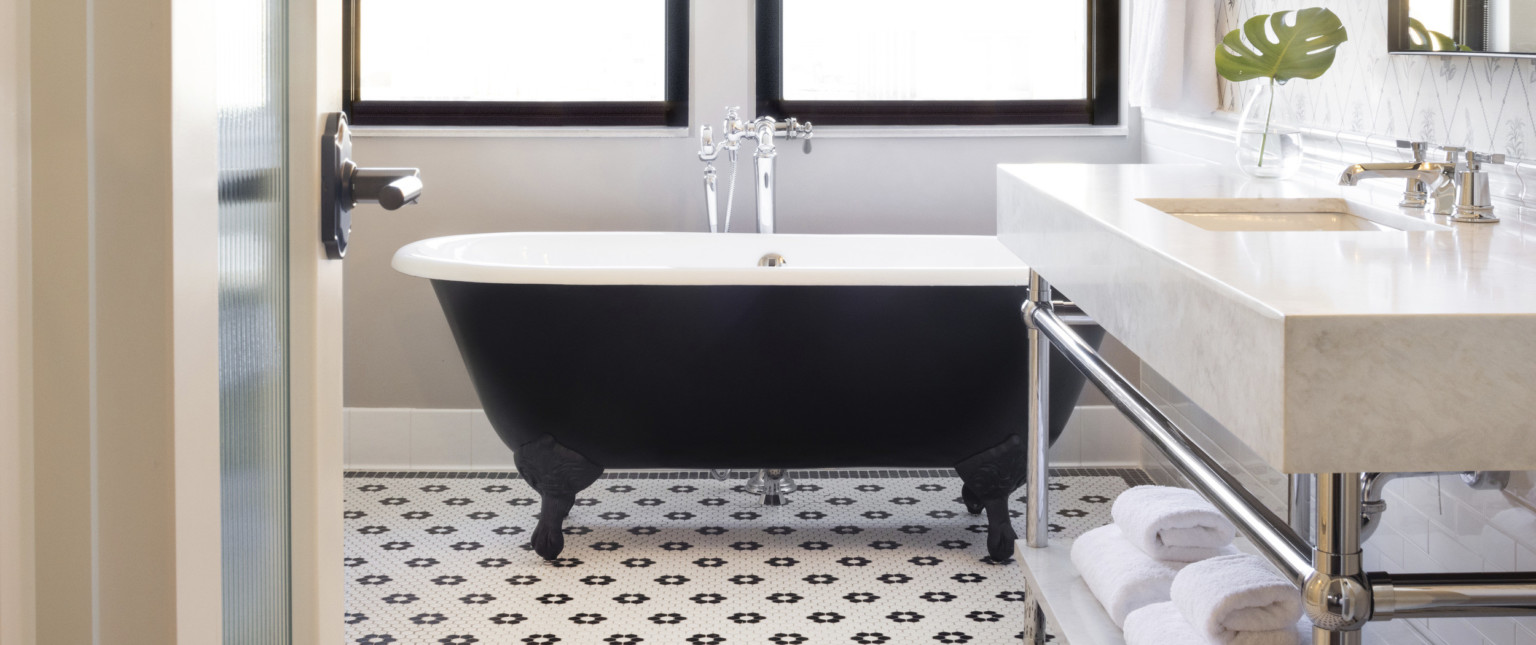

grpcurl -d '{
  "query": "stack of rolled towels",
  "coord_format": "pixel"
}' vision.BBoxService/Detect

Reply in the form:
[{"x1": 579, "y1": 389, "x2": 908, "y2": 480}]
[{"x1": 1070, "y1": 486, "x2": 1308, "y2": 644}]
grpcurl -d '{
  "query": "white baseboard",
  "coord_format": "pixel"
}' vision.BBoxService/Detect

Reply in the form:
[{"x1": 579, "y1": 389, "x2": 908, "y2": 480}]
[{"x1": 344, "y1": 404, "x2": 1142, "y2": 471}]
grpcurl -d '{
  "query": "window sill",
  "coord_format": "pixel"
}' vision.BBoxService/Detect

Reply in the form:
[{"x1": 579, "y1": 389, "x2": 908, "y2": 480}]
[
  {"x1": 807, "y1": 124, "x2": 1129, "y2": 139},
  {"x1": 350, "y1": 126, "x2": 692, "y2": 139},
  {"x1": 350, "y1": 124, "x2": 1130, "y2": 140}
]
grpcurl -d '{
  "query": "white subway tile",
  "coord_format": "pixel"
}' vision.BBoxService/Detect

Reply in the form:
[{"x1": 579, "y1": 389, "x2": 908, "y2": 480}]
[
  {"x1": 1491, "y1": 506, "x2": 1536, "y2": 554},
  {"x1": 1079, "y1": 410, "x2": 1140, "y2": 466},
  {"x1": 1428, "y1": 525, "x2": 1487, "y2": 572},
  {"x1": 1518, "y1": 543, "x2": 1536, "y2": 570},
  {"x1": 1367, "y1": 524, "x2": 1406, "y2": 569},
  {"x1": 348, "y1": 408, "x2": 412, "y2": 469},
  {"x1": 1517, "y1": 623, "x2": 1536, "y2": 645},
  {"x1": 409, "y1": 409, "x2": 474, "y2": 469},
  {"x1": 1479, "y1": 524, "x2": 1519, "y2": 572},
  {"x1": 471, "y1": 410, "x2": 518, "y2": 469},
  {"x1": 1403, "y1": 540, "x2": 1440, "y2": 573},
  {"x1": 1467, "y1": 617, "x2": 1516, "y2": 645},
  {"x1": 343, "y1": 410, "x2": 352, "y2": 467},
  {"x1": 1390, "y1": 504, "x2": 1435, "y2": 555},
  {"x1": 1427, "y1": 618, "x2": 1484, "y2": 645},
  {"x1": 1364, "y1": 618, "x2": 1434, "y2": 645}
]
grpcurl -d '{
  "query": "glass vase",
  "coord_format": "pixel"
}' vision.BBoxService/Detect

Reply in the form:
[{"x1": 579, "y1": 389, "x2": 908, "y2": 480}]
[{"x1": 1234, "y1": 80, "x2": 1303, "y2": 179}]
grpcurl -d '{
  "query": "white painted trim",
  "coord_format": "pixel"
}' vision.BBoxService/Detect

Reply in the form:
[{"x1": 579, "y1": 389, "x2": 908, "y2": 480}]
[
  {"x1": 288, "y1": 0, "x2": 346, "y2": 640},
  {"x1": 350, "y1": 124, "x2": 1133, "y2": 140},
  {"x1": 352, "y1": 125, "x2": 692, "y2": 139},
  {"x1": 0, "y1": 0, "x2": 33, "y2": 638},
  {"x1": 807, "y1": 125, "x2": 1130, "y2": 139},
  {"x1": 1141, "y1": 110, "x2": 1535, "y2": 208},
  {"x1": 344, "y1": 405, "x2": 1142, "y2": 471},
  {"x1": 29, "y1": 0, "x2": 224, "y2": 639}
]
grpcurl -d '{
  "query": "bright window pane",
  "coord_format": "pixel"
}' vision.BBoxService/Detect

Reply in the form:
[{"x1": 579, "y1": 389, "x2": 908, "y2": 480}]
[
  {"x1": 1409, "y1": 0, "x2": 1456, "y2": 37},
  {"x1": 360, "y1": 0, "x2": 667, "y2": 102},
  {"x1": 781, "y1": 0, "x2": 1088, "y2": 101}
]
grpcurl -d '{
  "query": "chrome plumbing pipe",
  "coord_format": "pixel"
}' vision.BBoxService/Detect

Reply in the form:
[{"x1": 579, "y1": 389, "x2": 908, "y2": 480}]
[
  {"x1": 1024, "y1": 292, "x2": 1536, "y2": 626},
  {"x1": 1022, "y1": 272, "x2": 1053, "y2": 549},
  {"x1": 1025, "y1": 296, "x2": 1314, "y2": 586},
  {"x1": 1307, "y1": 473, "x2": 1370, "y2": 644},
  {"x1": 1372, "y1": 573, "x2": 1536, "y2": 619}
]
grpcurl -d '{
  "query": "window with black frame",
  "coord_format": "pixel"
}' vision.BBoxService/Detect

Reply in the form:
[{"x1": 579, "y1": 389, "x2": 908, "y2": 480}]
[
  {"x1": 346, "y1": 0, "x2": 689, "y2": 126},
  {"x1": 757, "y1": 0, "x2": 1119, "y2": 126}
]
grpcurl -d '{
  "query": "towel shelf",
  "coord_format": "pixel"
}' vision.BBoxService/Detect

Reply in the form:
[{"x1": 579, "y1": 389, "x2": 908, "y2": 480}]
[
  {"x1": 1017, "y1": 269, "x2": 1536, "y2": 645},
  {"x1": 1014, "y1": 540, "x2": 1127, "y2": 645}
]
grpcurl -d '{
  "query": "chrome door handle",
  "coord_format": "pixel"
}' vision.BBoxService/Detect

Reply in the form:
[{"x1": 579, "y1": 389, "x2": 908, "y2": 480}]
[
  {"x1": 322, "y1": 112, "x2": 423, "y2": 259},
  {"x1": 352, "y1": 167, "x2": 422, "y2": 210}
]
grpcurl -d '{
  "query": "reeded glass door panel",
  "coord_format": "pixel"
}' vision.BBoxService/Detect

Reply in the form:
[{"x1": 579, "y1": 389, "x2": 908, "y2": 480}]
[
  {"x1": 217, "y1": 0, "x2": 290, "y2": 640},
  {"x1": 359, "y1": 0, "x2": 668, "y2": 101},
  {"x1": 780, "y1": 0, "x2": 1088, "y2": 101}
]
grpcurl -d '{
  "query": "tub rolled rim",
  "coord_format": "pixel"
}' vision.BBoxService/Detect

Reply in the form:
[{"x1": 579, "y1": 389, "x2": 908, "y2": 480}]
[{"x1": 391, "y1": 231, "x2": 1033, "y2": 286}]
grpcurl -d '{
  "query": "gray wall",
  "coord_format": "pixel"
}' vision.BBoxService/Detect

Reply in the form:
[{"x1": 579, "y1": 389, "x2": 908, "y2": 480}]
[{"x1": 344, "y1": 0, "x2": 1143, "y2": 409}]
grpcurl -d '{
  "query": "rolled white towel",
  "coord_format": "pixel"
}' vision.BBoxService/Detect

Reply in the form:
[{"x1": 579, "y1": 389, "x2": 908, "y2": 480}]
[
  {"x1": 1171, "y1": 554, "x2": 1304, "y2": 642},
  {"x1": 1070, "y1": 525, "x2": 1186, "y2": 627},
  {"x1": 1112, "y1": 486, "x2": 1237, "y2": 562},
  {"x1": 1124, "y1": 602, "x2": 1309, "y2": 645}
]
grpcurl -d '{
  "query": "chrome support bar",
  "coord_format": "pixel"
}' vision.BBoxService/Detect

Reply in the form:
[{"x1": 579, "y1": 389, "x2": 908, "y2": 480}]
[
  {"x1": 1289, "y1": 474, "x2": 1316, "y2": 546},
  {"x1": 1372, "y1": 573, "x2": 1536, "y2": 619},
  {"x1": 1022, "y1": 270, "x2": 1053, "y2": 549},
  {"x1": 1019, "y1": 293, "x2": 1536, "y2": 635},
  {"x1": 1026, "y1": 301, "x2": 1314, "y2": 585},
  {"x1": 1021, "y1": 287, "x2": 1536, "y2": 633},
  {"x1": 1307, "y1": 473, "x2": 1370, "y2": 644}
]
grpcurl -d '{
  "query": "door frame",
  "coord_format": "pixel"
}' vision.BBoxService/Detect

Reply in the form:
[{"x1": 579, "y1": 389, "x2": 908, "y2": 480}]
[
  {"x1": 26, "y1": 0, "x2": 223, "y2": 641},
  {"x1": 1, "y1": 0, "x2": 33, "y2": 639},
  {"x1": 289, "y1": 0, "x2": 347, "y2": 641}
]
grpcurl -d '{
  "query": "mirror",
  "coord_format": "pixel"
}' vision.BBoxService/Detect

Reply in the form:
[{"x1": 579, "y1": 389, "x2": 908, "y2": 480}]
[{"x1": 1389, "y1": 0, "x2": 1536, "y2": 56}]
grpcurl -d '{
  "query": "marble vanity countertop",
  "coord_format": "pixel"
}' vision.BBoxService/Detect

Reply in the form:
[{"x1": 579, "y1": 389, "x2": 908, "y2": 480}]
[{"x1": 998, "y1": 163, "x2": 1536, "y2": 473}]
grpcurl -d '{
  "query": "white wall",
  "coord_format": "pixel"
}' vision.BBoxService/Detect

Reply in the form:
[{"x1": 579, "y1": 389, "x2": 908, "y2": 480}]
[
  {"x1": 341, "y1": 405, "x2": 1145, "y2": 471},
  {"x1": 342, "y1": 0, "x2": 1143, "y2": 409}
]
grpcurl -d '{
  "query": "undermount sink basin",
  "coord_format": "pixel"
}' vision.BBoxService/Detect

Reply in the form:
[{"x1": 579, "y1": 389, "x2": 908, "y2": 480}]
[{"x1": 1136, "y1": 197, "x2": 1451, "y2": 232}]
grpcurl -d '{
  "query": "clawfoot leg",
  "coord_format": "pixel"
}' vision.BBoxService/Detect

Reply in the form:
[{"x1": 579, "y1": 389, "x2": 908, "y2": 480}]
[
  {"x1": 512, "y1": 435, "x2": 604, "y2": 560},
  {"x1": 960, "y1": 484, "x2": 985, "y2": 515},
  {"x1": 955, "y1": 435, "x2": 1030, "y2": 562}
]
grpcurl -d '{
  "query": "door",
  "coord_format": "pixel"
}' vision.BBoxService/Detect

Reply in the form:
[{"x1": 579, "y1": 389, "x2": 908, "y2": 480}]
[
  {"x1": 223, "y1": 0, "x2": 348, "y2": 640},
  {"x1": 217, "y1": 0, "x2": 293, "y2": 640},
  {"x1": 287, "y1": 0, "x2": 348, "y2": 643}
]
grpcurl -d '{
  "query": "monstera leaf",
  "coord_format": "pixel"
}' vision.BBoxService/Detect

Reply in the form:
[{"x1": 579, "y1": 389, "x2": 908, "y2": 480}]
[
  {"x1": 1407, "y1": 18, "x2": 1471, "y2": 52},
  {"x1": 1216, "y1": 8, "x2": 1349, "y2": 83}
]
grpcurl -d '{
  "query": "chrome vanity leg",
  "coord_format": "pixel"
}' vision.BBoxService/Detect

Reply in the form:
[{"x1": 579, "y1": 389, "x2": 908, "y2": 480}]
[
  {"x1": 746, "y1": 469, "x2": 795, "y2": 496},
  {"x1": 1023, "y1": 270, "x2": 1053, "y2": 548},
  {"x1": 1022, "y1": 594, "x2": 1047, "y2": 645},
  {"x1": 1289, "y1": 473, "x2": 1316, "y2": 546},
  {"x1": 759, "y1": 469, "x2": 791, "y2": 506},
  {"x1": 1306, "y1": 473, "x2": 1370, "y2": 645}
]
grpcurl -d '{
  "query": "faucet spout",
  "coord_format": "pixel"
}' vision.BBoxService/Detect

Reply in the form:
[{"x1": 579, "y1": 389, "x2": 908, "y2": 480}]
[
  {"x1": 1338, "y1": 162, "x2": 1451, "y2": 187},
  {"x1": 754, "y1": 147, "x2": 776, "y2": 234}
]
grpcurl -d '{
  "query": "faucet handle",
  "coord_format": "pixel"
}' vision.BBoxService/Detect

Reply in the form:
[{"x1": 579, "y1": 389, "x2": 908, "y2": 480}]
[
  {"x1": 698, "y1": 125, "x2": 719, "y2": 161},
  {"x1": 1396, "y1": 140, "x2": 1430, "y2": 162},
  {"x1": 1473, "y1": 152, "x2": 1506, "y2": 165},
  {"x1": 1436, "y1": 145, "x2": 1466, "y2": 164}
]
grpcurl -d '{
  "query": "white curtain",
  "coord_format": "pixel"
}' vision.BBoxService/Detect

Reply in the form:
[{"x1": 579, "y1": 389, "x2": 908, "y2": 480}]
[{"x1": 1129, "y1": 0, "x2": 1220, "y2": 113}]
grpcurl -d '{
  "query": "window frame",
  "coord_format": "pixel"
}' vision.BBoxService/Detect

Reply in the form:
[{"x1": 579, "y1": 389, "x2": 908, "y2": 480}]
[
  {"x1": 755, "y1": 0, "x2": 1120, "y2": 126},
  {"x1": 344, "y1": 0, "x2": 691, "y2": 127}
]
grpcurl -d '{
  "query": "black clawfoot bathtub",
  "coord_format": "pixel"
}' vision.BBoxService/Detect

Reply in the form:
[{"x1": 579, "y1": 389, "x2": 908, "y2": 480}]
[{"x1": 394, "y1": 232, "x2": 1102, "y2": 562}]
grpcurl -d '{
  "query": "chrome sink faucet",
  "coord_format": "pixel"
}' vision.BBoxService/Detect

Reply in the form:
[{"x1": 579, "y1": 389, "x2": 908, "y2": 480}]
[
  {"x1": 698, "y1": 107, "x2": 813, "y2": 234},
  {"x1": 1338, "y1": 140, "x2": 1505, "y2": 223}
]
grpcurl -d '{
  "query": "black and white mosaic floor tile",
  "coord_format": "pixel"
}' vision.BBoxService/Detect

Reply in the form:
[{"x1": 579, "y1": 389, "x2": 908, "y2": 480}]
[{"x1": 344, "y1": 469, "x2": 1144, "y2": 645}]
